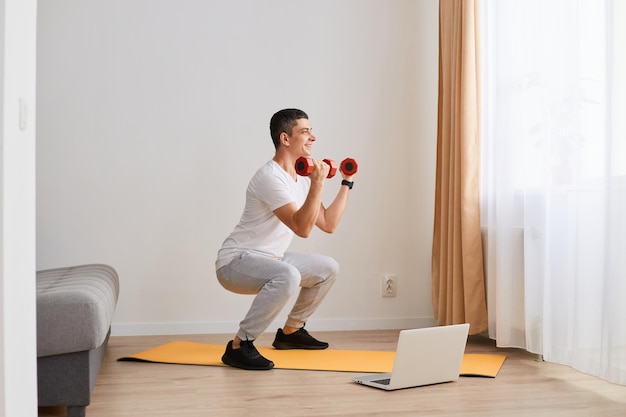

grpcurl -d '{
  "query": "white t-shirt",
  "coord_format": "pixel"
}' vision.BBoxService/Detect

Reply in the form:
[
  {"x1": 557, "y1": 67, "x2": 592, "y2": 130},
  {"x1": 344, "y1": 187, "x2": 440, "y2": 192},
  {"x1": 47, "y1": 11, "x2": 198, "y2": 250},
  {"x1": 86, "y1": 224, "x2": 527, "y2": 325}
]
[{"x1": 216, "y1": 160, "x2": 310, "y2": 269}]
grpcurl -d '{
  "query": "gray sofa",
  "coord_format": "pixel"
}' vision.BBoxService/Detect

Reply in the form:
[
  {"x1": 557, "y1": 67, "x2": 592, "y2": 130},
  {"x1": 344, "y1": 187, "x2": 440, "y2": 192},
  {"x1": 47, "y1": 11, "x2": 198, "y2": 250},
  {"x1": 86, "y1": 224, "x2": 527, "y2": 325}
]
[{"x1": 36, "y1": 264, "x2": 119, "y2": 417}]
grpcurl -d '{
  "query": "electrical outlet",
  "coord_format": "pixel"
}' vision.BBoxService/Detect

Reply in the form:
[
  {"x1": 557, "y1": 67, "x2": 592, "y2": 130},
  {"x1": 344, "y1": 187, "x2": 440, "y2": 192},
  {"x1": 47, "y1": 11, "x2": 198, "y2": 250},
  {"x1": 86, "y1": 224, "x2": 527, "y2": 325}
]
[{"x1": 382, "y1": 274, "x2": 397, "y2": 297}]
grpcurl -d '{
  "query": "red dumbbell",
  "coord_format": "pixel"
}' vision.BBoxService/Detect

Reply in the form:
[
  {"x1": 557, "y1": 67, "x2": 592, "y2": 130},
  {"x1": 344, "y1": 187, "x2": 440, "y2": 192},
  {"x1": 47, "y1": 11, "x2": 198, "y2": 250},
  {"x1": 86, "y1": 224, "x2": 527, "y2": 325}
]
[
  {"x1": 295, "y1": 157, "x2": 337, "y2": 178},
  {"x1": 340, "y1": 158, "x2": 358, "y2": 175}
]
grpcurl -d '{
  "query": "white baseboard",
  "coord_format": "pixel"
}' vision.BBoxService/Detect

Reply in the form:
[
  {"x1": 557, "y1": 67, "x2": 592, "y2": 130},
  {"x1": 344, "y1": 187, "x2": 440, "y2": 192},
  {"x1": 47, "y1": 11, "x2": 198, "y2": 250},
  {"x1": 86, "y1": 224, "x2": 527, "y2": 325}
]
[{"x1": 111, "y1": 316, "x2": 437, "y2": 337}]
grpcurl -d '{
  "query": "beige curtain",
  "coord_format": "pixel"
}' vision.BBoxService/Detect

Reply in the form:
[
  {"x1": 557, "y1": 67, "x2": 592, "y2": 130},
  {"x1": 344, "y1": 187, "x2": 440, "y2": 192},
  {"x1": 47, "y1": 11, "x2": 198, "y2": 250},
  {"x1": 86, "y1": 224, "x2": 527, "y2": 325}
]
[{"x1": 432, "y1": 0, "x2": 487, "y2": 335}]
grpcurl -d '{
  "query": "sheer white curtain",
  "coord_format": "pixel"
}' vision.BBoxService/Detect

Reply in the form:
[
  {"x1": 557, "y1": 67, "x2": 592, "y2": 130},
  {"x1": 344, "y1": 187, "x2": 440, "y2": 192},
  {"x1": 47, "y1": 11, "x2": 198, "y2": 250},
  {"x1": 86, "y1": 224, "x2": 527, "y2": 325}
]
[{"x1": 481, "y1": 0, "x2": 626, "y2": 384}]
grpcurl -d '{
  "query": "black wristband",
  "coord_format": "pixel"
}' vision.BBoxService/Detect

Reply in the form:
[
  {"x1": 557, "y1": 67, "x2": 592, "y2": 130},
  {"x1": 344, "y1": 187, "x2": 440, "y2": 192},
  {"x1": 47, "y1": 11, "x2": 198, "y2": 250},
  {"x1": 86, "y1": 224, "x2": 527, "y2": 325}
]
[{"x1": 341, "y1": 179, "x2": 354, "y2": 190}]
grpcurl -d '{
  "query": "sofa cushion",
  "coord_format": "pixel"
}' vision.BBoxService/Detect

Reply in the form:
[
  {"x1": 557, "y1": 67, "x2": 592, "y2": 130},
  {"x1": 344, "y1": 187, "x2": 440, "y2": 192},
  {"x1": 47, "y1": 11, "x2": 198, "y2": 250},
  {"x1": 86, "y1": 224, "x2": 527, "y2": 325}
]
[{"x1": 36, "y1": 264, "x2": 119, "y2": 357}]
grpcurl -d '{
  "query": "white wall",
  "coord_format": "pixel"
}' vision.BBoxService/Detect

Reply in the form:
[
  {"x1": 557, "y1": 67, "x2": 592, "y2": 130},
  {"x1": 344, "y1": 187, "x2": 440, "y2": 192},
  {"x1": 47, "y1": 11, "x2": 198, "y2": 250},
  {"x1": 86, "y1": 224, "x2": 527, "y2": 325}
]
[{"x1": 36, "y1": 0, "x2": 440, "y2": 336}]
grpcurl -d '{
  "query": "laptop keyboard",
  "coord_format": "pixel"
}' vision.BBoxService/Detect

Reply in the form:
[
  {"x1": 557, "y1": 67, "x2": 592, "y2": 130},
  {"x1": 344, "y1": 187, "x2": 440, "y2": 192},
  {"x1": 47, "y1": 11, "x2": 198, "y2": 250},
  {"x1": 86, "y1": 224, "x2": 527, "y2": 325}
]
[{"x1": 372, "y1": 378, "x2": 391, "y2": 385}]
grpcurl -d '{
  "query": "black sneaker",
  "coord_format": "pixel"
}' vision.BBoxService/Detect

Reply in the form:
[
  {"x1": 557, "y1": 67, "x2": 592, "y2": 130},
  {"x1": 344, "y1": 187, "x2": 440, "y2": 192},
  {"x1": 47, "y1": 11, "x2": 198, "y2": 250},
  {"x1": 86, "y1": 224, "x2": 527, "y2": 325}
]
[
  {"x1": 272, "y1": 327, "x2": 329, "y2": 350},
  {"x1": 221, "y1": 340, "x2": 274, "y2": 370}
]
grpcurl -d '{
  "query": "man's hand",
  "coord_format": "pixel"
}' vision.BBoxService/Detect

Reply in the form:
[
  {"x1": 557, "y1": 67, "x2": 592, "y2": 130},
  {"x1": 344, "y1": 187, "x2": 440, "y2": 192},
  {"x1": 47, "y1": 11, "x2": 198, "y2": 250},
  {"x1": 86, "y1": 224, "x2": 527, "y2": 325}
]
[{"x1": 308, "y1": 159, "x2": 331, "y2": 182}]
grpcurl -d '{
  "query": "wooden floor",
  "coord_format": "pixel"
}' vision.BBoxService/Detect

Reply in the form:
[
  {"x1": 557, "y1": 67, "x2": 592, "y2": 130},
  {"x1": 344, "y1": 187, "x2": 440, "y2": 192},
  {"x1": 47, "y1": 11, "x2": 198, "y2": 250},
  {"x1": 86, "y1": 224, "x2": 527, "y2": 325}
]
[{"x1": 39, "y1": 330, "x2": 626, "y2": 417}]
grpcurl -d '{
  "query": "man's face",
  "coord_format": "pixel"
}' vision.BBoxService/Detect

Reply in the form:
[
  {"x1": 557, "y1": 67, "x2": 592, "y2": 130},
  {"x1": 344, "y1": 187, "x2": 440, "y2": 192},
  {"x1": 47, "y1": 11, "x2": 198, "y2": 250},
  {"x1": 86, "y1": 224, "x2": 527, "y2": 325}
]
[{"x1": 286, "y1": 118, "x2": 316, "y2": 156}]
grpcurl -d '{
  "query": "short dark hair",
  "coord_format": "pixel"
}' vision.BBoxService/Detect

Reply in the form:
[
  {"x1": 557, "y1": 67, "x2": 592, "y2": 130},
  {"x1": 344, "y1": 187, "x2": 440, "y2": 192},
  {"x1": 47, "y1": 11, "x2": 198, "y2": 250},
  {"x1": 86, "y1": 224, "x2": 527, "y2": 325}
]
[{"x1": 269, "y1": 108, "x2": 309, "y2": 149}]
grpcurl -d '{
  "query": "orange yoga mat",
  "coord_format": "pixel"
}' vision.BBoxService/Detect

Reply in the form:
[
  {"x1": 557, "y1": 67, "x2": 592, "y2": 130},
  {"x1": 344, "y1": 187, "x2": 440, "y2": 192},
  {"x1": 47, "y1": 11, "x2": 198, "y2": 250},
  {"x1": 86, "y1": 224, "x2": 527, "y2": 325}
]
[{"x1": 118, "y1": 341, "x2": 506, "y2": 377}]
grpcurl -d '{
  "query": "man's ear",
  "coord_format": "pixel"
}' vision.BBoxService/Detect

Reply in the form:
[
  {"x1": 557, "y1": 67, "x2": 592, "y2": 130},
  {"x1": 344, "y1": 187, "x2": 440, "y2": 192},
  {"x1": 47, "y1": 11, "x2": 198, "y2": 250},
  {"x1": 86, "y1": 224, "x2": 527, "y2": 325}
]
[{"x1": 280, "y1": 132, "x2": 289, "y2": 146}]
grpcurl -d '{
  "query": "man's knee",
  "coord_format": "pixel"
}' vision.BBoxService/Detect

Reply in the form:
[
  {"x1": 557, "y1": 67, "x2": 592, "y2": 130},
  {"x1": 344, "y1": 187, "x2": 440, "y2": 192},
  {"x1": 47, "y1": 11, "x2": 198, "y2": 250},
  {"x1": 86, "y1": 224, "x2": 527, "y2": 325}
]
[
  {"x1": 309, "y1": 256, "x2": 339, "y2": 288},
  {"x1": 323, "y1": 256, "x2": 340, "y2": 281}
]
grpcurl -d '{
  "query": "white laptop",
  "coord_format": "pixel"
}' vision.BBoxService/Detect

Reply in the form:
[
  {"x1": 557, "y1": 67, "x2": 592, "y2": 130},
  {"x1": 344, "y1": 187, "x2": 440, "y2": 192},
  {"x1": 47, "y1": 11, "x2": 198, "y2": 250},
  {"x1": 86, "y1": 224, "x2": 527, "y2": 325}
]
[{"x1": 352, "y1": 323, "x2": 470, "y2": 391}]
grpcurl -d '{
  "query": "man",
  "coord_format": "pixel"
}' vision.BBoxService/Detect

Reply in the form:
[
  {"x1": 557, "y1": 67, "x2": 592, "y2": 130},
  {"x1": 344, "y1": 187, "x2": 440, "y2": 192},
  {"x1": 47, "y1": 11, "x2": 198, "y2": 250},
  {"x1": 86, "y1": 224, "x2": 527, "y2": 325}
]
[{"x1": 215, "y1": 108, "x2": 356, "y2": 370}]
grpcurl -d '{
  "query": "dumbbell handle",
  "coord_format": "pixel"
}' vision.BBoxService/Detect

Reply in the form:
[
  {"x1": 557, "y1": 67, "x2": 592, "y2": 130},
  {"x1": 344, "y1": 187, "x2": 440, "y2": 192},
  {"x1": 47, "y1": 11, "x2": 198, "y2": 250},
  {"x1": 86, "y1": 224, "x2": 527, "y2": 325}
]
[{"x1": 295, "y1": 157, "x2": 337, "y2": 178}]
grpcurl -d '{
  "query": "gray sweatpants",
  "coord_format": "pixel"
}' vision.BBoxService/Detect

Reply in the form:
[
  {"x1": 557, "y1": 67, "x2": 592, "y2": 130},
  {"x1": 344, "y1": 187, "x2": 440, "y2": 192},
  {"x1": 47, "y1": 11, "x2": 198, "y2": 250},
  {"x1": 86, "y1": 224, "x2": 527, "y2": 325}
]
[{"x1": 216, "y1": 251, "x2": 339, "y2": 341}]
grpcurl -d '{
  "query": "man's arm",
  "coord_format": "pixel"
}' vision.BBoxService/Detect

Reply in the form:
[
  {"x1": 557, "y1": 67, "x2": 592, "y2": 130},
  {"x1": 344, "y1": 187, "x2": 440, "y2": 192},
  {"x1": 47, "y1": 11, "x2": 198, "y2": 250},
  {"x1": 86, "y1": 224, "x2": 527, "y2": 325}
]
[
  {"x1": 273, "y1": 159, "x2": 329, "y2": 238},
  {"x1": 314, "y1": 171, "x2": 354, "y2": 233}
]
